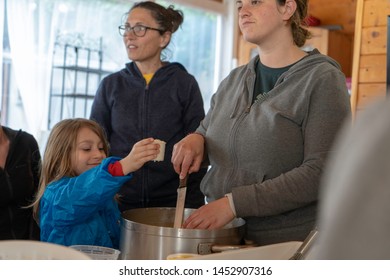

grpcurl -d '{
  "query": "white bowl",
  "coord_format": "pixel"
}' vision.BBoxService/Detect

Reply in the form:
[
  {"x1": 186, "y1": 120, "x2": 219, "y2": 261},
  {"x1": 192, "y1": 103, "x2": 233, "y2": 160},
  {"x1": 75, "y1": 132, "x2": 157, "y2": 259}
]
[{"x1": 0, "y1": 240, "x2": 91, "y2": 260}]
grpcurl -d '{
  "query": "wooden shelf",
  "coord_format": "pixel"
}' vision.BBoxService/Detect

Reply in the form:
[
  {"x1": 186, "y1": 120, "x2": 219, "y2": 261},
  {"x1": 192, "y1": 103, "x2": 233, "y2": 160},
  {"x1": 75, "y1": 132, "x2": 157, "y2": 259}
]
[
  {"x1": 53, "y1": 65, "x2": 111, "y2": 75},
  {"x1": 50, "y1": 93, "x2": 96, "y2": 100},
  {"x1": 305, "y1": 27, "x2": 353, "y2": 77}
]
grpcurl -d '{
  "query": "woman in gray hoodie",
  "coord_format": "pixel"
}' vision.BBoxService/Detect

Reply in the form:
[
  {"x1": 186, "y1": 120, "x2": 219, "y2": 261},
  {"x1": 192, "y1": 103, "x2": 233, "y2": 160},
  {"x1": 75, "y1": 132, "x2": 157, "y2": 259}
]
[{"x1": 172, "y1": 0, "x2": 351, "y2": 246}]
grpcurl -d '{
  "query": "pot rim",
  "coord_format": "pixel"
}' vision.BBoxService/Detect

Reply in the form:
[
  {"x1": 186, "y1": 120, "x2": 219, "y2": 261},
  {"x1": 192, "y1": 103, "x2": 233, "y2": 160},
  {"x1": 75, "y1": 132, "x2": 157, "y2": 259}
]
[{"x1": 121, "y1": 207, "x2": 246, "y2": 238}]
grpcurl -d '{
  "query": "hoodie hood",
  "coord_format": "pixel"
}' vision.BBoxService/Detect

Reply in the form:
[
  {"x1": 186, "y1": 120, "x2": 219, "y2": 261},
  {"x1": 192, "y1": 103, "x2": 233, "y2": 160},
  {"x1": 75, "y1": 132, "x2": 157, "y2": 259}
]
[
  {"x1": 122, "y1": 61, "x2": 188, "y2": 80},
  {"x1": 246, "y1": 49, "x2": 341, "y2": 85},
  {"x1": 228, "y1": 49, "x2": 343, "y2": 118}
]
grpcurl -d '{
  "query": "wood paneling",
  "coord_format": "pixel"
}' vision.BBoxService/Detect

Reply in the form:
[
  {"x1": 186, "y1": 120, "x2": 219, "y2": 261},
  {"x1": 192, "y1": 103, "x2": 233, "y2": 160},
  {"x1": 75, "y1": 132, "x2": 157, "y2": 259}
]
[
  {"x1": 356, "y1": 83, "x2": 386, "y2": 110},
  {"x1": 360, "y1": 26, "x2": 387, "y2": 55},
  {"x1": 308, "y1": 0, "x2": 357, "y2": 35},
  {"x1": 350, "y1": 0, "x2": 389, "y2": 116},
  {"x1": 362, "y1": 0, "x2": 389, "y2": 27},
  {"x1": 358, "y1": 55, "x2": 386, "y2": 83},
  {"x1": 305, "y1": 27, "x2": 330, "y2": 54},
  {"x1": 305, "y1": 27, "x2": 353, "y2": 77}
]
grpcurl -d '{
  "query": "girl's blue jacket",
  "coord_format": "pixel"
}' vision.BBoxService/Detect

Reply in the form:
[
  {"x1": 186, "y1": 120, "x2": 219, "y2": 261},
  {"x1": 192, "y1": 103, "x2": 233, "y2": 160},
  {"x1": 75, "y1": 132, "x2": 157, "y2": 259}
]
[{"x1": 39, "y1": 157, "x2": 131, "y2": 248}]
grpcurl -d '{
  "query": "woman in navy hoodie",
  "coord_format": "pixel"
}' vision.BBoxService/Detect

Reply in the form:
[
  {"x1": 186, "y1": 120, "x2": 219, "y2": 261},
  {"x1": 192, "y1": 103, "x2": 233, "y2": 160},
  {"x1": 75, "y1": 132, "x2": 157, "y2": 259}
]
[{"x1": 90, "y1": 1, "x2": 206, "y2": 211}]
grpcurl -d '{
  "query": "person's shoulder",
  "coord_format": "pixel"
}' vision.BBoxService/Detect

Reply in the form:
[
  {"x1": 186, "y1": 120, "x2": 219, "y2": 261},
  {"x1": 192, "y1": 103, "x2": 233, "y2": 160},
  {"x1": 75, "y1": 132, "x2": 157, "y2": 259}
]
[
  {"x1": 225, "y1": 58, "x2": 256, "y2": 81},
  {"x1": 4, "y1": 127, "x2": 38, "y2": 145},
  {"x1": 102, "y1": 62, "x2": 138, "y2": 81},
  {"x1": 13, "y1": 130, "x2": 40, "y2": 159},
  {"x1": 2, "y1": 125, "x2": 17, "y2": 135},
  {"x1": 232, "y1": 55, "x2": 258, "y2": 74},
  {"x1": 18, "y1": 130, "x2": 38, "y2": 145},
  {"x1": 301, "y1": 49, "x2": 342, "y2": 70},
  {"x1": 45, "y1": 177, "x2": 68, "y2": 192},
  {"x1": 104, "y1": 67, "x2": 129, "y2": 80},
  {"x1": 164, "y1": 62, "x2": 187, "y2": 73},
  {"x1": 97, "y1": 65, "x2": 138, "y2": 91},
  {"x1": 163, "y1": 62, "x2": 197, "y2": 80}
]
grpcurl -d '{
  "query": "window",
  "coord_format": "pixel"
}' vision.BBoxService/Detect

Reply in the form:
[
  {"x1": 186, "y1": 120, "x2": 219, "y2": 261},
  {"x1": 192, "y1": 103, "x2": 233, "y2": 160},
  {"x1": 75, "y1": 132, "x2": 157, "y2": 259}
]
[
  {"x1": 0, "y1": 0, "x2": 235, "y2": 141},
  {"x1": 157, "y1": 0, "x2": 219, "y2": 110}
]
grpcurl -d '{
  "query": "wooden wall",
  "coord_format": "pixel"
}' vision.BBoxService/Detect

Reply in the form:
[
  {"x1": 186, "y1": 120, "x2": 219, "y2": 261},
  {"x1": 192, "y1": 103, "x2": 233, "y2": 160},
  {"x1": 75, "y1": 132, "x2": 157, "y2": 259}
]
[
  {"x1": 307, "y1": 0, "x2": 356, "y2": 77},
  {"x1": 350, "y1": 0, "x2": 389, "y2": 116},
  {"x1": 308, "y1": 0, "x2": 356, "y2": 35}
]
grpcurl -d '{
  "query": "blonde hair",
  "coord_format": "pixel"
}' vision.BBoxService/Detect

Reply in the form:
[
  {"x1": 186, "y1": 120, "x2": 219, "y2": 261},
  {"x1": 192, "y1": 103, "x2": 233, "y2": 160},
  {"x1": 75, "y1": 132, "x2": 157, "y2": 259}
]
[{"x1": 31, "y1": 118, "x2": 109, "y2": 220}]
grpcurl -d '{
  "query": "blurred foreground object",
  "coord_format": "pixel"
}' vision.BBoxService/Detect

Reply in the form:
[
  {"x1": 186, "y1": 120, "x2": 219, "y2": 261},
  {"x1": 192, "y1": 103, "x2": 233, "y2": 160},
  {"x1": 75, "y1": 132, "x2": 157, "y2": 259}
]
[
  {"x1": 0, "y1": 240, "x2": 91, "y2": 259},
  {"x1": 311, "y1": 99, "x2": 390, "y2": 259}
]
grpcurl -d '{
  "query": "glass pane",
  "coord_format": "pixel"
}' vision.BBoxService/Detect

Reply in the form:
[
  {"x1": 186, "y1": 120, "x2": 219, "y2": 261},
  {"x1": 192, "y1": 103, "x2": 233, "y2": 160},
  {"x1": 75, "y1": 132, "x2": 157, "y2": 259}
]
[{"x1": 157, "y1": 0, "x2": 218, "y2": 110}]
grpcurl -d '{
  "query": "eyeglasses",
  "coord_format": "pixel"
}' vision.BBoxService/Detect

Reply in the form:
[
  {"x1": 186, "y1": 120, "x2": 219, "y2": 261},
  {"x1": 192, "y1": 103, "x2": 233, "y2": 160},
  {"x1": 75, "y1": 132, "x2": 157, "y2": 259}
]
[{"x1": 118, "y1": 25, "x2": 164, "y2": 37}]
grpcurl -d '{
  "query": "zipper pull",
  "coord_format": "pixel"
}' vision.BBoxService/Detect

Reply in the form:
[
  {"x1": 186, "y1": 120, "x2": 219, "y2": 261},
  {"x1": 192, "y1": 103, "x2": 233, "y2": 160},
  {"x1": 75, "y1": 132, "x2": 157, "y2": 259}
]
[{"x1": 245, "y1": 106, "x2": 251, "y2": 113}]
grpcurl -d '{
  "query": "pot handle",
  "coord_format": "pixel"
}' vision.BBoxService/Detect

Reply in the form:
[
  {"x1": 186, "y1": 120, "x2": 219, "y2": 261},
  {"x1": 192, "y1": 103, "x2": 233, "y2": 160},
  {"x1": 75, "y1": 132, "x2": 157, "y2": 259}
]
[{"x1": 198, "y1": 242, "x2": 257, "y2": 255}]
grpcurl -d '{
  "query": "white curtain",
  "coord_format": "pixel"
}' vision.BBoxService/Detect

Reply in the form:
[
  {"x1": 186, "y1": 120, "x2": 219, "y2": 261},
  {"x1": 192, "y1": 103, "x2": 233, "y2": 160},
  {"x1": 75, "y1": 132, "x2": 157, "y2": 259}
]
[
  {"x1": 6, "y1": 0, "x2": 131, "y2": 140},
  {"x1": 0, "y1": 0, "x2": 4, "y2": 117},
  {"x1": 7, "y1": 0, "x2": 58, "y2": 138}
]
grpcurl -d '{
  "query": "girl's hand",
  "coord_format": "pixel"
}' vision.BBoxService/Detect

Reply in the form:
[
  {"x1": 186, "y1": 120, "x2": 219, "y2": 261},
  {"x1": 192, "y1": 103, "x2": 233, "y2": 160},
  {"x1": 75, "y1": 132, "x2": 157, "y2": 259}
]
[
  {"x1": 120, "y1": 138, "x2": 159, "y2": 174},
  {"x1": 182, "y1": 197, "x2": 235, "y2": 229}
]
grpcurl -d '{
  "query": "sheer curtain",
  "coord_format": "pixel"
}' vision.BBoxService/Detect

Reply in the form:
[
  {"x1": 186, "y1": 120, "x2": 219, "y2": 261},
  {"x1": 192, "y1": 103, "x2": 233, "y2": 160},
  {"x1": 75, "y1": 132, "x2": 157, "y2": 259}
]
[
  {"x1": 6, "y1": 0, "x2": 132, "y2": 140},
  {"x1": 7, "y1": 0, "x2": 58, "y2": 138},
  {"x1": 0, "y1": 0, "x2": 5, "y2": 118}
]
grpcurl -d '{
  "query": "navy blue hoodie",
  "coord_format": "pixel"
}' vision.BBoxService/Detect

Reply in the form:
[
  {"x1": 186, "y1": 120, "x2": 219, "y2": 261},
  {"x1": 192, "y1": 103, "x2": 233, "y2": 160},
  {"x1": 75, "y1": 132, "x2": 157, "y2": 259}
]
[{"x1": 90, "y1": 62, "x2": 206, "y2": 210}]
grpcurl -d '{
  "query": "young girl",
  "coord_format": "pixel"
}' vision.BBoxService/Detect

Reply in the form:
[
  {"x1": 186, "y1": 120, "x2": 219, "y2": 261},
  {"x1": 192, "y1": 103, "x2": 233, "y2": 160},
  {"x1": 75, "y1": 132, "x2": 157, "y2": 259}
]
[{"x1": 31, "y1": 118, "x2": 159, "y2": 248}]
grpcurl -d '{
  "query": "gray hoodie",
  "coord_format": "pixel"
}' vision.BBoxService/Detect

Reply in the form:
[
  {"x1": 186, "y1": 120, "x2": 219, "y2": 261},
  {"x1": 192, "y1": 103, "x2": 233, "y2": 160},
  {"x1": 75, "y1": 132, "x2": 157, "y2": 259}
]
[{"x1": 196, "y1": 49, "x2": 351, "y2": 245}]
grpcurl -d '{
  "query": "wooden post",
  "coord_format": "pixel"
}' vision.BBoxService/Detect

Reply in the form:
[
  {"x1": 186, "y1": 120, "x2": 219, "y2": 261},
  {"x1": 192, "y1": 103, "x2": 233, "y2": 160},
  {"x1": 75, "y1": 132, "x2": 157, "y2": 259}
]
[{"x1": 350, "y1": 0, "x2": 364, "y2": 119}]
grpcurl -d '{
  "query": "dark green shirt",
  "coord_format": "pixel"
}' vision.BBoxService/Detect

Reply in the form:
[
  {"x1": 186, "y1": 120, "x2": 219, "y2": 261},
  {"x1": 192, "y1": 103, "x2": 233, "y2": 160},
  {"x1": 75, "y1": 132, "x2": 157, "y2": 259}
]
[{"x1": 253, "y1": 60, "x2": 293, "y2": 104}]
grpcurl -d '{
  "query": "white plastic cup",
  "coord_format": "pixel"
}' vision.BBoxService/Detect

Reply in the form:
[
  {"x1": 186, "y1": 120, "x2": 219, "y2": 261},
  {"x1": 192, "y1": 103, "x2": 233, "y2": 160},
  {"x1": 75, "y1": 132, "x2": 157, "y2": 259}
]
[{"x1": 153, "y1": 139, "x2": 166, "y2": 161}]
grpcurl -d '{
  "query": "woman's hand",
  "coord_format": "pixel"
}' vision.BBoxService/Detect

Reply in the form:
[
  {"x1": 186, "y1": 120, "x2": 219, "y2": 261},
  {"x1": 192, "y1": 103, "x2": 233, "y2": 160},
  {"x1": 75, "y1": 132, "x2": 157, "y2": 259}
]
[
  {"x1": 183, "y1": 197, "x2": 235, "y2": 229},
  {"x1": 171, "y1": 133, "x2": 204, "y2": 179},
  {"x1": 120, "y1": 138, "x2": 159, "y2": 174}
]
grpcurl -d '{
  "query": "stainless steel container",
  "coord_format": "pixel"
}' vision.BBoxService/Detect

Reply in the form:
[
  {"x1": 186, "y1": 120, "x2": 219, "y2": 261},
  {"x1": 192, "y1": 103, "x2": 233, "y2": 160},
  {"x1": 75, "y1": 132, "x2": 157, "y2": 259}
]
[{"x1": 119, "y1": 207, "x2": 246, "y2": 260}]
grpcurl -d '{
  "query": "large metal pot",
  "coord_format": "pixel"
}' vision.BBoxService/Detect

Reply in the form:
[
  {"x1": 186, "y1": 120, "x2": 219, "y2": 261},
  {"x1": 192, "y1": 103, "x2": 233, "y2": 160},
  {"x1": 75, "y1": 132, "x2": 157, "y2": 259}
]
[{"x1": 119, "y1": 207, "x2": 246, "y2": 260}]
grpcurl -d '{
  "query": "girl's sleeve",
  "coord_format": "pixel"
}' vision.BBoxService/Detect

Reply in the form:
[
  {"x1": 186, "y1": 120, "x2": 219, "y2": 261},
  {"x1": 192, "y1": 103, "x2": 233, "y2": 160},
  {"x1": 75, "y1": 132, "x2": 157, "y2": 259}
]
[{"x1": 108, "y1": 161, "x2": 124, "y2": 176}]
